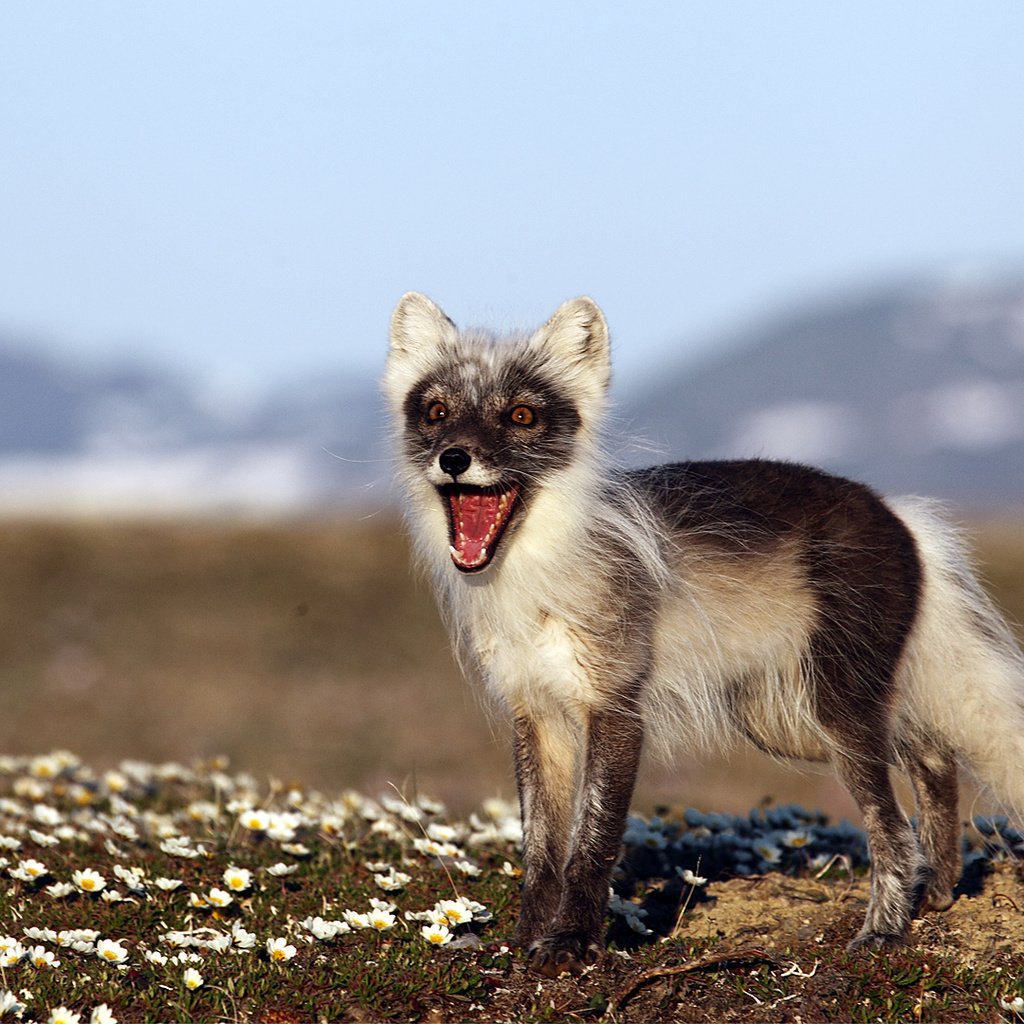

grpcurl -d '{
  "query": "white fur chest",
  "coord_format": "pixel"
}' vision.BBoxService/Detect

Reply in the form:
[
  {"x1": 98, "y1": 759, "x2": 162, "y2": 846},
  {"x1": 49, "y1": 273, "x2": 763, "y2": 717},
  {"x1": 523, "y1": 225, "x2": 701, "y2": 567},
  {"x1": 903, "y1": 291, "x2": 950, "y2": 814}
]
[{"x1": 462, "y1": 583, "x2": 597, "y2": 714}]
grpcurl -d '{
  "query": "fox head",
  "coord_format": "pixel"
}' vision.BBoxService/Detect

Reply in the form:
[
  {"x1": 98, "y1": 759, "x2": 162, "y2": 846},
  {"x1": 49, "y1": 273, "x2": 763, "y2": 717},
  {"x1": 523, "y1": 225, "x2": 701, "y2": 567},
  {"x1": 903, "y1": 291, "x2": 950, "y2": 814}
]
[{"x1": 383, "y1": 293, "x2": 612, "y2": 573}]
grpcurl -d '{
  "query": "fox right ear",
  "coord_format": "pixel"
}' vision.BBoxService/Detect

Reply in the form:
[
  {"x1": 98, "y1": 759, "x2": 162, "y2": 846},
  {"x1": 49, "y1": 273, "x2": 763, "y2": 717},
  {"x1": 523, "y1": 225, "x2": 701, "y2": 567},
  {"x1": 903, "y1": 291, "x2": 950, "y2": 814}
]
[{"x1": 384, "y1": 292, "x2": 459, "y2": 407}]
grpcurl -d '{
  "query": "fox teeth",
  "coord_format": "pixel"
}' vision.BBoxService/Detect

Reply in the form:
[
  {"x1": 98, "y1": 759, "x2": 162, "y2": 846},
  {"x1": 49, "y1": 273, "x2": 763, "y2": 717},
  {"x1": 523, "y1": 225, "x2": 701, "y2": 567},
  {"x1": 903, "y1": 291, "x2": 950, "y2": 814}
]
[{"x1": 449, "y1": 545, "x2": 459, "y2": 559}]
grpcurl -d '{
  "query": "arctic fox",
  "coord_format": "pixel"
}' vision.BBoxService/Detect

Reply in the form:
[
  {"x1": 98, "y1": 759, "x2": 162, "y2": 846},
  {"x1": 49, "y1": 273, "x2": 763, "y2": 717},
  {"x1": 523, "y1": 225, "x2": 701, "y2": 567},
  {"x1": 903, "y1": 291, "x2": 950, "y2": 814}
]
[{"x1": 382, "y1": 291, "x2": 1024, "y2": 977}]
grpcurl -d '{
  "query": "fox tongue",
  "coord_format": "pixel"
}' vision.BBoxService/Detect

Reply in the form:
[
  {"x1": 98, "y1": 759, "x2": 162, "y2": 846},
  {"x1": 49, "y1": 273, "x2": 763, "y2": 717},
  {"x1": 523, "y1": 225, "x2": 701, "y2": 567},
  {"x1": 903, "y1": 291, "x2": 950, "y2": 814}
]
[{"x1": 447, "y1": 488, "x2": 516, "y2": 570}]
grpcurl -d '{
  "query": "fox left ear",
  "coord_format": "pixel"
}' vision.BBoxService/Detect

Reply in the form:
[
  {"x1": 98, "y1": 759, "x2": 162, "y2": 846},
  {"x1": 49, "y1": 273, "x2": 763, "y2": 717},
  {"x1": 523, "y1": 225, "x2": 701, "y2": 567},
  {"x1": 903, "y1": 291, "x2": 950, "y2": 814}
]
[
  {"x1": 388, "y1": 292, "x2": 458, "y2": 359},
  {"x1": 531, "y1": 297, "x2": 612, "y2": 413},
  {"x1": 383, "y1": 292, "x2": 458, "y2": 408}
]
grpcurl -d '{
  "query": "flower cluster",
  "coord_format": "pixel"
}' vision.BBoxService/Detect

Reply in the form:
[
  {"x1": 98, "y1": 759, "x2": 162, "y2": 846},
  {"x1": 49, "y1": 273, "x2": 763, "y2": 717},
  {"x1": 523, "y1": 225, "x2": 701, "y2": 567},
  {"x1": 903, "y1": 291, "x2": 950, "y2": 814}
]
[{"x1": 0, "y1": 751, "x2": 515, "y2": 1020}]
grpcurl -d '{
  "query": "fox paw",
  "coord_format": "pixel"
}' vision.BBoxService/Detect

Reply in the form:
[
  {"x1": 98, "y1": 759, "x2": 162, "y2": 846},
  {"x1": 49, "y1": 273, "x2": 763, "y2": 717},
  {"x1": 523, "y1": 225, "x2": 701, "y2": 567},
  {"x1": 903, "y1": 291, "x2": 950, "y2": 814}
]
[
  {"x1": 528, "y1": 933, "x2": 602, "y2": 978},
  {"x1": 918, "y1": 889, "x2": 955, "y2": 914},
  {"x1": 846, "y1": 929, "x2": 907, "y2": 952}
]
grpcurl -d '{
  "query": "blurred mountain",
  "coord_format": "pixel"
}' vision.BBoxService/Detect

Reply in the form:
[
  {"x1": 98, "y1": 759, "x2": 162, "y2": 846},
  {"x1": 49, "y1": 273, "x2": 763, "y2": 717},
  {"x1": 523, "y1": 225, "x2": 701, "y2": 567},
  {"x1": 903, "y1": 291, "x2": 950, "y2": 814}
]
[
  {"x1": 625, "y1": 276, "x2": 1024, "y2": 507},
  {"x1": 0, "y1": 274, "x2": 1022, "y2": 514},
  {"x1": 0, "y1": 342, "x2": 389, "y2": 514}
]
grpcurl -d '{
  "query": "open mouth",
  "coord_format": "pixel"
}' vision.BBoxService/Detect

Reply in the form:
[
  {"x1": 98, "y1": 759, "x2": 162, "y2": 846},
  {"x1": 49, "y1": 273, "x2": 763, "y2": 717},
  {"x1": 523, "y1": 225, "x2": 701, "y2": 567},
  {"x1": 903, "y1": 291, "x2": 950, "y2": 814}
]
[{"x1": 440, "y1": 483, "x2": 521, "y2": 572}]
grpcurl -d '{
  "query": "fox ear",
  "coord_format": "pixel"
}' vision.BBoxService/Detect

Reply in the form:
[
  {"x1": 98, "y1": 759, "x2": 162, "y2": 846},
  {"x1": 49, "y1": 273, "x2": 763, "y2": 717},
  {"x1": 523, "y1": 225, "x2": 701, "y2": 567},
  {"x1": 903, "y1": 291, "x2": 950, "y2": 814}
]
[
  {"x1": 384, "y1": 292, "x2": 458, "y2": 406},
  {"x1": 389, "y1": 292, "x2": 458, "y2": 358},
  {"x1": 531, "y1": 297, "x2": 611, "y2": 413}
]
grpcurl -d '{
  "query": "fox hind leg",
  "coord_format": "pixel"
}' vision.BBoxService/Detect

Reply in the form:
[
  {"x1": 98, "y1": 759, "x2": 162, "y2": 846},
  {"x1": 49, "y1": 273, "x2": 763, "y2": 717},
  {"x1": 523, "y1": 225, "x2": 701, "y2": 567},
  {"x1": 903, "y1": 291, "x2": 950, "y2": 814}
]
[
  {"x1": 898, "y1": 735, "x2": 960, "y2": 913},
  {"x1": 811, "y1": 628, "x2": 925, "y2": 948},
  {"x1": 832, "y1": 750, "x2": 926, "y2": 949}
]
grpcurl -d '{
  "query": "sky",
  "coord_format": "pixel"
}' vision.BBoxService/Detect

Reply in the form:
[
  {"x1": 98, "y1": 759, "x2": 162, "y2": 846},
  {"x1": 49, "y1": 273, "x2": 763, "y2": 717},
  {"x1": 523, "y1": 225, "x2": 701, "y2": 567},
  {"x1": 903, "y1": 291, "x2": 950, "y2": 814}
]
[{"x1": 2, "y1": 1, "x2": 1023, "y2": 402}]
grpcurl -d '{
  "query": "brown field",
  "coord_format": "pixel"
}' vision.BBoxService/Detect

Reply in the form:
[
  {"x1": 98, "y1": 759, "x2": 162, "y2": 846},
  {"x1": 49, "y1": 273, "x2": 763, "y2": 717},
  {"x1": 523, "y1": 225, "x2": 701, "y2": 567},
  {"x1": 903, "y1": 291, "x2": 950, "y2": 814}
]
[{"x1": 1, "y1": 513, "x2": 1022, "y2": 820}]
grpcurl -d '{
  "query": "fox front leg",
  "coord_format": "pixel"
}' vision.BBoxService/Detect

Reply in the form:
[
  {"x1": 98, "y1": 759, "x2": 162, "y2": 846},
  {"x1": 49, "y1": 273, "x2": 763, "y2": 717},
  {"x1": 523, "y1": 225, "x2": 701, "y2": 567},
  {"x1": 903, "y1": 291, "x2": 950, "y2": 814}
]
[
  {"x1": 511, "y1": 714, "x2": 576, "y2": 949},
  {"x1": 528, "y1": 698, "x2": 644, "y2": 978}
]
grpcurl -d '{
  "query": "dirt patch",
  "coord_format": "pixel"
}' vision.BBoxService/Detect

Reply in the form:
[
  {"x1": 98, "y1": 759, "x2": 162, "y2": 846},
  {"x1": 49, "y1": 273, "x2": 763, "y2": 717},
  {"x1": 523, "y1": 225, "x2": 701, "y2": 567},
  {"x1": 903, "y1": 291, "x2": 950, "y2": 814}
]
[
  {"x1": 479, "y1": 863, "x2": 1024, "y2": 1023},
  {"x1": 684, "y1": 861, "x2": 1024, "y2": 962}
]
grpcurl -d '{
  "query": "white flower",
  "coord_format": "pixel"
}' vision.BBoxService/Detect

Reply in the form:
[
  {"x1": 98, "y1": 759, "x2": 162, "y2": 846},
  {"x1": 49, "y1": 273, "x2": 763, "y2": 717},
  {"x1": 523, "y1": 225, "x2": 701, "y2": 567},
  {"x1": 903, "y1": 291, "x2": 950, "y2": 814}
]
[
  {"x1": 265, "y1": 863, "x2": 298, "y2": 877},
  {"x1": 183, "y1": 967, "x2": 204, "y2": 990},
  {"x1": 205, "y1": 888, "x2": 233, "y2": 908},
  {"x1": 425, "y1": 823, "x2": 458, "y2": 842},
  {"x1": 454, "y1": 860, "x2": 482, "y2": 877},
  {"x1": 342, "y1": 910, "x2": 370, "y2": 930},
  {"x1": 96, "y1": 939, "x2": 129, "y2": 965},
  {"x1": 417, "y1": 794, "x2": 446, "y2": 815},
  {"x1": 103, "y1": 771, "x2": 129, "y2": 793},
  {"x1": 144, "y1": 950, "x2": 169, "y2": 965},
  {"x1": 206, "y1": 934, "x2": 232, "y2": 954},
  {"x1": 374, "y1": 869, "x2": 411, "y2": 891},
  {"x1": 222, "y1": 866, "x2": 252, "y2": 892},
  {"x1": 113, "y1": 865, "x2": 147, "y2": 893},
  {"x1": 186, "y1": 801, "x2": 220, "y2": 823},
  {"x1": 72, "y1": 869, "x2": 107, "y2": 894},
  {"x1": 58, "y1": 929, "x2": 99, "y2": 950},
  {"x1": 32, "y1": 804, "x2": 62, "y2": 826},
  {"x1": 154, "y1": 877, "x2": 183, "y2": 891},
  {"x1": 238, "y1": 808, "x2": 271, "y2": 832},
  {"x1": 679, "y1": 868, "x2": 708, "y2": 887},
  {"x1": 0, "y1": 942, "x2": 24, "y2": 967},
  {"x1": 421, "y1": 922, "x2": 452, "y2": 946},
  {"x1": 46, "y1": 1007, "x2": 80, "y2": 1024},
  {"x1": 300, "y1": 916, "x2": 349, "y2": 941},
  {"x1": 159, "y1": 837, "x2": 203, "y2": 859},
  {"x1": 502, "y1": 861, "x2": 522, "y2": 878},
  {"x1": 367, "y1": 909, "x2": 396, "y2": 932},
  {"x1": 754, "y1": 841, "x2": 783, "y2": 865},
  {"x1": 90, "y1": 1005, "x2": 117, "y2": 1024},
  {"x1": 230, "y1": 923, "x2": 257, "y2": 950},
  {"x1": 27, "y1": 945, "x2": 59, "y2": 968},
  {"x1": 10, "y1": 858, "x2": 48, "y2": 882},
  {"x1": 370, "y1": 819, "x2": 402, "y2": 841},
  {"x1": 29, "y1": 754, "x2": 63, "y2": 779},
  {"x1": 1001, "y1": 996, "x2": 1024, "y2": 1013},
  {"x1": 412, "y1": 837, "x2": 463, "y2": 859},
  {"x1": 28, "y1": 830, "x2": 59, "y2": 848},
  {"x1": 434, "y1": 898, "x2": 478, "y2": 927},
  {"x1": 266, "y1": 824, "x2": 296, "y2": 843},
  {"x1": 45, "y1": 882, "x2": 75, "y2": 899},
  {"x1": 781, "y1": 829, "x2": 812, "y2": 849},
  {"x1": 265, "y1": 937, "x2": 297, "y2": 962},
  {"x1": 381, "y1": 795, "x2": 422, "y2": 823},
  {"x1": 0, "y1": 990, "x2": 25, "y2": 1016}
]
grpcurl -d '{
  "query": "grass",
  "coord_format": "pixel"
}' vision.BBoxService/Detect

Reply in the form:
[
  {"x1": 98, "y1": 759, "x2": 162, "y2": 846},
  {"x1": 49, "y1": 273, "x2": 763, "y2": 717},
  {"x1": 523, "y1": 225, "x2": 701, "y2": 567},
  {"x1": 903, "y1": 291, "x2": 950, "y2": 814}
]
[{"x1": 0, "y1": 751, "x2": 1021, "y2": 1022}]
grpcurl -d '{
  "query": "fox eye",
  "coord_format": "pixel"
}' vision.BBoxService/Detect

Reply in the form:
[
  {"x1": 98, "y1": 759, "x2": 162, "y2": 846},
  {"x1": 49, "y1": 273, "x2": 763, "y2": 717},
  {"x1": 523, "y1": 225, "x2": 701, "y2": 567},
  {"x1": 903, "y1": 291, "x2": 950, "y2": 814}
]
[
  {"x1": 509, "y1": 405, "x2": 536, "y2": 427},
  {"x1": 426, "y1": 401, "x2": 448, "y2": 422}
]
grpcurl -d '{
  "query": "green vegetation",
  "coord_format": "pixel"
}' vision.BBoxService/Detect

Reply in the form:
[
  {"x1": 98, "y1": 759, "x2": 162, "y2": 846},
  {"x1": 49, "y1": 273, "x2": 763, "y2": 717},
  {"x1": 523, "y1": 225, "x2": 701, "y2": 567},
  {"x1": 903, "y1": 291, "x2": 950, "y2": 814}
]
[{"x1": 0, "y1": 752, "x2": 1020, "y2": 1022}]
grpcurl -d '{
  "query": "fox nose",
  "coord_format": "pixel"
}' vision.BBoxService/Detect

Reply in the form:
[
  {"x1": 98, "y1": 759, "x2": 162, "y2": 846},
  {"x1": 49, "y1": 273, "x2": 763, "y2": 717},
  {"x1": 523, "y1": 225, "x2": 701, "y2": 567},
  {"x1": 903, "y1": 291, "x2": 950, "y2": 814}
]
[{"x1": 439, "y1": 447, "x2": 472, "y2": 479}]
